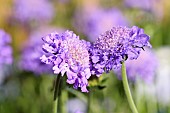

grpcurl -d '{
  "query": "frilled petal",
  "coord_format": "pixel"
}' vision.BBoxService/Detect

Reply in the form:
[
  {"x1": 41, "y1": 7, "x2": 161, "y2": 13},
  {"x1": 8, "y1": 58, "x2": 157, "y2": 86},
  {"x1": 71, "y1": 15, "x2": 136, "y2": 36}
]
[
  {"x1": 66, "y1": 70, "x2": 77, "y2": 84},
  {"x1": 133, "y1": 34, "x2": 150, "y2": 47},
  {"x1": 91, "y1": 56, "x2": 99, "y2": 63},
  {"x1": 40, "y1": 55, "x2": 55, "y2": 64},
  {"x1": 81, "y1": 84, "x2": 89, "y2": 92},
  {"x1": 53, "y1": 65, "x2": 61, "y2": 74},
  {"x1": 84, "y1": 68, "x2": 91, "y2": 79}
]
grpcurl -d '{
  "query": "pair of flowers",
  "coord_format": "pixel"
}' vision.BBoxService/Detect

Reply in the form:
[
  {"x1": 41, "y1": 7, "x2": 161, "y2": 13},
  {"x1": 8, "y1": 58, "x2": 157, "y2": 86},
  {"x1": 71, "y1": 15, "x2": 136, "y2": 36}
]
[{"x1": 40, "y1": 26, "x2": 151, "y2": 92}]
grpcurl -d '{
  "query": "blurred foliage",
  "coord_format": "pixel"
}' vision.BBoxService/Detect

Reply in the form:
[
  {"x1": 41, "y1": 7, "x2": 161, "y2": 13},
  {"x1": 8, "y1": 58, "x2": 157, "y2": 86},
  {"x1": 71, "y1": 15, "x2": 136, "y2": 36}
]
[{"x1": 0, "y1": 74, "x2": 54, "y2": 113}]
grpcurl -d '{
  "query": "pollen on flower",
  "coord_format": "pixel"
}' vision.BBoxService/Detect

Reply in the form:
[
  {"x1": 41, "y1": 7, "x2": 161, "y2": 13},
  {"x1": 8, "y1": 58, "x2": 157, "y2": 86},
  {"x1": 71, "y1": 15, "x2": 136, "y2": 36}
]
[
  {"x1": 95, "y1": 26, "x2": 131, "y2": 51},
  {"x1": 66, "y1": 38, "x2": 89, "y2": 66}
]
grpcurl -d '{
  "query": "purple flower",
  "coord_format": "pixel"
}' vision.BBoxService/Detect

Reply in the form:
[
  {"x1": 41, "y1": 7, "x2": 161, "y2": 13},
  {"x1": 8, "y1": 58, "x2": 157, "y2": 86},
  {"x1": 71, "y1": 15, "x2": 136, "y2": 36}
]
[
  {"x1": 124, "y1": 0, "x2": 153, "y2": 10},
  {"x1": 19, "y1": 29, "x2": 55, "y2": 75},
  {"x1": 74, "y1": 111, "x2": 84, "y2": 113},
  {"x1": 114, "y1": 48, "x2": 158, "y2": 82},
  {"x1": 74, "y1": 8, "x2": 128, "y2": 42},
  {"x1": 67, "y1": 98, "x2": 86, "y2": 113},
  {"x1": 40, "y1": 31, "x2": 91, "y2": 92},
  {"x1": 90, "y1": 26, "x2": 151, "y2": 76},
  {"x1": 124, "y1": 0, "x2": 163, "y2": 21},
  {"x1": 14, "y1": 0, "x2": 54, "y2": 23},
  {"x1": 0, "y1": 30, "x2": 12, "y2": 67}
]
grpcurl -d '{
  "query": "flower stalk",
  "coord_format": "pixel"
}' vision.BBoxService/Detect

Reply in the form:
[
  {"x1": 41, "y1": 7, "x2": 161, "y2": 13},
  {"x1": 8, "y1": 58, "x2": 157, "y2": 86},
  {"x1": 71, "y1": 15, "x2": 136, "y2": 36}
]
[
  {"x1": 87, "y1": 89, "x2": 92, "y2": 113},
  {"x1": 121, "y1": 62, "x2": 138, "y2": 113},
  {"x1": 53, "y1": 74, "x2": 62, "y2": 113}
]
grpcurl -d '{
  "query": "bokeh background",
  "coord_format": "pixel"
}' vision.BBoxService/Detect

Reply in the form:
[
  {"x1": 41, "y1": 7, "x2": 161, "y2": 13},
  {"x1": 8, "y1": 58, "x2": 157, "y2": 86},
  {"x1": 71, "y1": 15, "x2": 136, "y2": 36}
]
[{"x1": 0, "y1": 0, "x2": 170, "y2": 113}]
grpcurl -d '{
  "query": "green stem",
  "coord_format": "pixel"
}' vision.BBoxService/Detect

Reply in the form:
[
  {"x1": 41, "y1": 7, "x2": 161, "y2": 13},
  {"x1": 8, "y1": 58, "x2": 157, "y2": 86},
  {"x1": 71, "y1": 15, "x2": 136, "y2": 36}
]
[
  {"x1": 87, "y1": 89, "x2": 92, "y2": 113},
  {"x1": 60, "y1": 77, "x2": 68, "y2": 113},
  {"x1": 61, "y1": 90, "x2": 68, "y2": 113},
  {"x1": 121, "y1": 62, "x2": 139, "y2": 113},
  {"x1": 53, "y1": 99, "x2": 58, "y2": 113},
  {"x1": 135, "y1": 81, "x2": 145, "y2": 113},
  {"x1": 53, "y1": 75, "x2": 62, "y2": 113},
  {"x1": 145, "y1": 84, "x2": 157, "y2": 113}
]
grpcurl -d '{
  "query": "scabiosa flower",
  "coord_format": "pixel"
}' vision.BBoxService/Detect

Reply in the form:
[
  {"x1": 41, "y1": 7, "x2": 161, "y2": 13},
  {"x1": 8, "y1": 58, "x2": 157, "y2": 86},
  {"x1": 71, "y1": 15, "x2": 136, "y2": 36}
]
[
  {"x1": 113, "y1": 48, "x2": 158, "y2": 82},
  {"x1": 0, "y1": 30, "x2": 12, "y2": 67},
  {"x1": 14, "y1": 0, "x2": 54, "y2": 23},
  {"x1": 90, "y1": 26, "x2": 151, "y2": 76},
  {"x1": 74, "y1": 8, "x2": 128, "y2": 42},
  {"x1": 40, "y1": 31, "x2": 91, "y2": 92}
]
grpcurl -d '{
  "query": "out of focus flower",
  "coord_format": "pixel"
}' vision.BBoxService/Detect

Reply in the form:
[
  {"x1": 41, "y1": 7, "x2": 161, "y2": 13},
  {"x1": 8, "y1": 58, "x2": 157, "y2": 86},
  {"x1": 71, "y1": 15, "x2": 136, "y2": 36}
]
[
  {"x1": 0, "y1": 30, "x2": 12, "y2": 67},
  {"x1": 14, "y1": 0, "x2": 54, "y2": 23},
  {"x1": 19, "y1": 40, "x2": 52, "y2": 75},
  {"x1": 40, "y1": 31, "x2": 91, "y2": 92},
  {"x1": 135, "y1": 47, "x2": 170, "y2": 107},
  {"x1": 90, "y1": 26, "x2": 151, "y2": 76},
  {"x1": 74, "y1": 111, "x2": 84, "y2": 113},
  {"x1": 67, "y1": 98, "x2": 86, "y2": 113},
  {"x1": 124, "y1": 0, "x2": 163, "y2": 21},
  {"x1": 124, "y1": 0, "x2": 152, "y2": 10},
  {"x1": 18, "y1": 27, "x2": 61, "y2": 75},
  {"x1": 155, "y1": 47, "x2": 170, "y2": 105},
  {"x1": 74, "y1": 8, "x2": 128, "y2": 42},
  {"x1": 0, "y1": 30, "x2": 12, "y2": 84},
  {"x1": 114, "y1": 48, "x2": 158, "y2": 82}
]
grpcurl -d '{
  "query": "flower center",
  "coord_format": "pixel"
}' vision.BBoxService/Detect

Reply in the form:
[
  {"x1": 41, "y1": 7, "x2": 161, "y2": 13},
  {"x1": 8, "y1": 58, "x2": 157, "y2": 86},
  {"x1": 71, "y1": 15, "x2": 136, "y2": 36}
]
[
  {"x1": 95, "y1": 26, "x2": 131, "y2": 51},
  {"x1": 66, "y1": 38, "x2": 89, "y2": 66}
]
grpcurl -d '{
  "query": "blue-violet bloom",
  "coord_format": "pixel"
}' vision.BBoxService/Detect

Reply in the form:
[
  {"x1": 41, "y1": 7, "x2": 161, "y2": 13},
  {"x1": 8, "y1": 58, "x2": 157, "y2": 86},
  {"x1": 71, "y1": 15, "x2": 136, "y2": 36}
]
[
  {"x1": 90, "y1": 26, "x2": 151, "y2": 76},
  {"x1": 124, "y1": 0, "x2": 153, "y2": 11},
  {"x1": 40, "y1": 31, "x2": 91, "y2": 92},
  {"x1": 19, "y1": 29, "x2": 55, "y2": 75},
  {"x1": 14, "y1": 0, "x2": 54, "y2": 23}
]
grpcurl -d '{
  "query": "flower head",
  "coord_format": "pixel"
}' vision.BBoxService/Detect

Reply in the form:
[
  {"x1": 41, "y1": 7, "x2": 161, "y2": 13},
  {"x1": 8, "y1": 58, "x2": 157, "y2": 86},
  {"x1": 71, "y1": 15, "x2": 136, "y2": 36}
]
[
  {"x1": 0, "y1": 30, "x2": 12, "y2": 67},
  {"x1": 14, "y1": 0, "x2": 54, "y2": 23},
  {"x1": 90, "y1": 26, "x2": 151, "y2": 75},
  {"x1": 40, "y1": 31, "x2": 91, "y2": 92}
]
